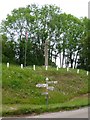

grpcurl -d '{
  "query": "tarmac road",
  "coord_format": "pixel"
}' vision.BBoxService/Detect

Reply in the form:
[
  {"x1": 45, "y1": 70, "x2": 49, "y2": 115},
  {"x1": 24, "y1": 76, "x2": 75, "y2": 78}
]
[
  {"x1": 1, "y1": 107, "x2": 89, "y2": 119},
  {"x1": 26, "y1": 107, "x2": 88, "y2": 118}
]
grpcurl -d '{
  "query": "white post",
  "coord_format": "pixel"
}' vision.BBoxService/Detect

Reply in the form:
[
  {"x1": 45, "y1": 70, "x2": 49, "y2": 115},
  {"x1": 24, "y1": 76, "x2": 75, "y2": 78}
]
[
  {"x1": 87, "y1": 71, "x2": 89, "y2": 76},
  {"x1": 33, "y1": 65, "x2": 35, "y2": 70},
  {"x1": 46, "y1": 77, "x2": 49, "y2": 81},
  {"x1": 21, "y1": 64, "x2": 23, "y2": 69},
  {"x1": 46, "y1": 66, "x2": 48, "y2": 70},
  {"x1": 57, "y1": 66, "x2": 58, "y2": 71},
  {"x1": 67, "y1": 67, "x2": 69, "y2": 72},
  {"x1": 7, "y1": 63, "x2": 9, "y2": 68},
  {"x1": 77, "y1": 69, "x2": 79, "y2": 74}
]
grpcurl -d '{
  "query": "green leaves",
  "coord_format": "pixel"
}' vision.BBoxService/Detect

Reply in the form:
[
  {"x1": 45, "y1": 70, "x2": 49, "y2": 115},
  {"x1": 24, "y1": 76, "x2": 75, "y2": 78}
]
[{"x1": 1, "y1": 4, "x2": 89, "y2": 70}]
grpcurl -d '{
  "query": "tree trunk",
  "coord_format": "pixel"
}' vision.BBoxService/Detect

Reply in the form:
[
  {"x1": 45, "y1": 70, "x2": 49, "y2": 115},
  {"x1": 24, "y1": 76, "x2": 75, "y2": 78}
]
[
  {"x1": 70, "y1": 52, "x2": 73, "y2": 68},
  {"x1": 59, "y1": 53, "x2": 61, "y2": 68},
  {"x1": 44, "y1": 40, "x2": 48, "y2": 66},
  {"x1": 74, "y1": 52, "x2": 78, "y2": 68},
  {"x1": 19, "y1": 34, "x2": 22, "y2": 65},
  {"x1": 62, "y1": 51, "x2": 65, "y2": 68}
]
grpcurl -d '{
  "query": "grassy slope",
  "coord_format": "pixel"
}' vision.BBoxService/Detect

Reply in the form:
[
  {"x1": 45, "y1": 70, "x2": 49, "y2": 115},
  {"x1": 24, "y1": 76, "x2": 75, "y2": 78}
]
[
  {"x1": 2, "y1": 64, "x2": 89, "y2": 116},
  {"x1": 0, "y1": 63, "x2": 2, "y2": 116}
]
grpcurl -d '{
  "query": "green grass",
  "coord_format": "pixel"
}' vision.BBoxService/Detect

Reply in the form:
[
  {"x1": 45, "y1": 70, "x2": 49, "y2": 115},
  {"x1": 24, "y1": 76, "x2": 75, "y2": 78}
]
[
  {"x1": 2, "y1": 64, "x2": 89, "y2": 116},
  {"x1": 2, "y1": 95, "x2": 88, "y2": 116},
  {"x1": 0, "y1": 63, "x2": 2, "y2": 117}
]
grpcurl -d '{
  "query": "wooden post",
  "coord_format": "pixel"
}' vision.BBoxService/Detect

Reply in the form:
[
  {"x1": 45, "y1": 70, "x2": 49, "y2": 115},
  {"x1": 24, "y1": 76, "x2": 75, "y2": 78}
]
[
  {"x1": 44, "y1": 40, "x2": 49, "y2": 67},
  {"x1": 46, "y1": 77, "x2": 49, "y2": 106},
  {"x1": 24, "y1": 31, "x2": 28, "y2": 67}
]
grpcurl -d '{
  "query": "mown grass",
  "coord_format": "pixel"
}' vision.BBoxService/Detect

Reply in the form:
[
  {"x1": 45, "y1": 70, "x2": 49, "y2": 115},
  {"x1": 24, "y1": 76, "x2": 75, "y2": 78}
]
[
  {"x1": 0, "y1": 63, "x2": 2, "y2": 117},
  {"x1": 2, "y1": 64, "x2": 89, "y2": 116},
  {"x1": 2, "y1": 94, "x2": 88, "y2": 116}
]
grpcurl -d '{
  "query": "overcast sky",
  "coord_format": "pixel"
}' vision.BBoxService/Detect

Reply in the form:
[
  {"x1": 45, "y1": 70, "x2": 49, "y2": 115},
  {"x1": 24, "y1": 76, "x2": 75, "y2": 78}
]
[{"x1": 0, "y1": 0, "x2": 89, "y2": 23}]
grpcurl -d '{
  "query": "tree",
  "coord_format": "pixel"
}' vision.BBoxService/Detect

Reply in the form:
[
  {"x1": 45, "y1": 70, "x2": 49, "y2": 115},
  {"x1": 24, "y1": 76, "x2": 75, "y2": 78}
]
[
  {"x1": 1, "y1": 4, "x2": 62, "y2": 66},
  {"x1": 78, "y1": 18, "x2": 90, "y2": 71},
  {"x1": 54, "y1": 13, "x2": 84, "y2": 68},
  {"x1": 1, "y1": 4, "x2": 89, "y2": 69}
]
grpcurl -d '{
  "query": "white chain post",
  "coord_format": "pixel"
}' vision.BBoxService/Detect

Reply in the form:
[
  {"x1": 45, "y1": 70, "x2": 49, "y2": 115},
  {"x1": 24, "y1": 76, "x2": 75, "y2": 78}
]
[
  {"x1": 33, "y1": 65, "x2": 35, "y2": 70},
  {"x1": 87, "y1": 71, "x2": 89, "y2": 76},
  {"x1": 46, "y1": 66, "x2": 48, "y2": 70},
  {"x1": 77, "y1": 69, "x2": 79, "y2": 74},
  {"x1": 21, "y1": 64, "x2": 23, "y2": 69},
  {"x1": 57, "y1": 66, "x2": 58, "y2": 71},
  {"x1": 67, "y1": 67, "x2": 69, "y2": 72},
  {"x1": 7, "y1": 63, "x2": 9, "y2": 68}
]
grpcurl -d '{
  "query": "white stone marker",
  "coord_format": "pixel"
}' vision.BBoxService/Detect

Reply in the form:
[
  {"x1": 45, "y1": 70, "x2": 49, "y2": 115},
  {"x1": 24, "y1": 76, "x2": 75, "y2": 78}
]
[
  {"x1": 7, "y1": 63, "x2": 9, "y2": 68},
  {"x1": 21, "y1": 64, "x2": 23, "y2": 69},
  {"x1": 77, "y1": 69, "x2": 79, "y2": 74},
  {"x1": 87, "y1": 71, "x2": 89, "y2": 76},
  {"x1": 67, "y1": 67, "x2": 69, "y2": 72},
  {"x1": 57, "y1": 66, "x2": 58, "y2": 71},
  {"x1": 33, "y1": 65, "x2": 35, "y2": 70},
  {"x1": 73, "y1": 66, "x2": 74, "y2": 69},
  {"x1": 46, "y1": 77, "x2": 49, "y2": 81},
  {"x1": 46, "y1": 66, "x2": 48, "y2": 70}
]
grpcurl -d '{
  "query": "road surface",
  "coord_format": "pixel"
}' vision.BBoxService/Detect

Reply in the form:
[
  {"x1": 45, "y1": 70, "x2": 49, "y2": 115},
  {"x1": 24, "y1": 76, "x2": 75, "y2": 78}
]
[
  {"x1": 26, "y1": 107, "x2": 88, "y2": 118},
  {"x1": 1, "y1": 107, "x2": 89, "y2": 119}
]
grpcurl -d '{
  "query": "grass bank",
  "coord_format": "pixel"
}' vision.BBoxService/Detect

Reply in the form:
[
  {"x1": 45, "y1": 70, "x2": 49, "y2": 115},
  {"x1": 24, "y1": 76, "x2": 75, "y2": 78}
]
[{"x1": 2, "y1": 64, "x2": 89, "y2": 116}]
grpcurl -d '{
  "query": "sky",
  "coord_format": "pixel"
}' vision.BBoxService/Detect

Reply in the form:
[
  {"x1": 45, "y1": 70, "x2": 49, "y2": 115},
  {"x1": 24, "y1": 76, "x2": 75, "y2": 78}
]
[{"x1": 0, "y1": 0, "x2": 89, "y2": 23}]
